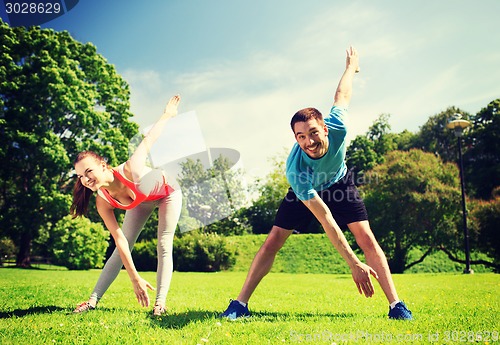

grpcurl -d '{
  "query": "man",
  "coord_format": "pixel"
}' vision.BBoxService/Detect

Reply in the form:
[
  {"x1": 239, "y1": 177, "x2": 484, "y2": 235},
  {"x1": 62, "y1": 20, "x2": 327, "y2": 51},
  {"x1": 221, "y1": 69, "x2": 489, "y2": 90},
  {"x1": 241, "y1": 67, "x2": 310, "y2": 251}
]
[{"x1": 220, "y1": 46, "x2": 412, "y2": 320}]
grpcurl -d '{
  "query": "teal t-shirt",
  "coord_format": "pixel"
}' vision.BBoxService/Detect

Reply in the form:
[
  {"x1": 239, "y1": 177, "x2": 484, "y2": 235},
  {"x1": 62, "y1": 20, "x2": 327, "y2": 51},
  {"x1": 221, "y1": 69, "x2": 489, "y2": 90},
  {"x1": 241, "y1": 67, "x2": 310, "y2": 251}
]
[{"x1": 285, "y1": 106, "x2": 348, "y2": 201}]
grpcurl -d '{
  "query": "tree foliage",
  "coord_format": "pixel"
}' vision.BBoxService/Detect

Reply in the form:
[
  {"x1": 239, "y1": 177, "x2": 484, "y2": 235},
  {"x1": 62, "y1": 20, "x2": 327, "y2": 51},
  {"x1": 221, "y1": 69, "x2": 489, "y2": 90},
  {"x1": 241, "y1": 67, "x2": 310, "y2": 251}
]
[
  {"x1": 361, "y1": 149, "x2": 462, "y2": 273},
  {"x1": 413, "y1": 106, "x2": 472, "y2": 162},
  {"x1": 464, "y1": 99, "x2": 500, "y2": 199},
  {"x1": 0, "y1": 20, "x2": 138, "y2": 266},
  {"x1": 243, "y1": 152, "x2": 289, "y2": 234},
  {"x1": 468, "y1": 188, "x2": 500, "y2": 272},
  {"x1": 346, "y1": 114, "x2": 416, "y2": 183}
]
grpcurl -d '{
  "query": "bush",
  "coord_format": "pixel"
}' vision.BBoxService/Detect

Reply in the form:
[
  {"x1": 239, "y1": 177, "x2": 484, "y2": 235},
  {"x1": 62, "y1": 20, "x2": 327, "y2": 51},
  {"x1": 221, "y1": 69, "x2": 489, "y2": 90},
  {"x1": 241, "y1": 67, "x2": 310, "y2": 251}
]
[
  {"x1": 132, "y1": 232, "x2": 237, "y2": 272},
  {"x1": 0, "y1": 237, "x2": 17, "y2": 265},
  {"x1": 51, "y1": 215, "x2": 109, "y2": 270},
  {"x1": 173, "y1": 231, "x2": 236, "y2": 272},
  {"x1": 470, "y1": 191, "x2": 500, "y2": 272},
  {"x1": 133, "y1": 240, "x2": 158, "y2": 272}
]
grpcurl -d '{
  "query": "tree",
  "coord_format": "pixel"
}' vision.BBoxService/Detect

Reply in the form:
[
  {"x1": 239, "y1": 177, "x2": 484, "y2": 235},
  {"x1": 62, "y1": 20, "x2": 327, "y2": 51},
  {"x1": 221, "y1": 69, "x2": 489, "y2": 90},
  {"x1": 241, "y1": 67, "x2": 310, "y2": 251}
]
[
  {"x1": 243, "y1": 152, "x2": 289, "y2": 233},
  {"x1": 361, "y1": 149, "x2": 463, "y2": 273},
  {"x1": 0, "y1": 20, "x2": 138, "y2": 266},
  {"x1": 346, "y1": 114, "x2": 417, "y2": 184},
  {"x1": 238, "y1": 150, "x2": 331, "y2": 234},
  {"x1": 465, "y1": 99, "x2": 500, "y2": 199},
  {"x1": 463, "y1": 188, "x2": 500, "y2": 272},
  {"x1": 413, "y1": 106, "x2": 472, "y2": 163},
  {"x1": 177, "y1": 155, "x2": 251, "y2": 236}
]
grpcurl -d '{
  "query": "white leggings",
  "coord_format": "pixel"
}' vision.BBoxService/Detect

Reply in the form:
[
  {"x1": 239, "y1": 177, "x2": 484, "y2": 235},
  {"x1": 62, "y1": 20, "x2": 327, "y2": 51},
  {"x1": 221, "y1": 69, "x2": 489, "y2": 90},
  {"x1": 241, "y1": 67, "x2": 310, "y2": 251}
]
[{"x1": 89, "y1": 190, "x2": 182, "y2": 306}]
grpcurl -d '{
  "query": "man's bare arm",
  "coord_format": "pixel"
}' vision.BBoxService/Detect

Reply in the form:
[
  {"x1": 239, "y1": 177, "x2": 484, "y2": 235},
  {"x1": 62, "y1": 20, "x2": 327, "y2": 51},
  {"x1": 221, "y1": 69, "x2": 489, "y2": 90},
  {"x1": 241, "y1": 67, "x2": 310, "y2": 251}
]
[
  {"x1": 302, "y1": 194, "x2": 378, "y2": 297},
  {"x1": 333, "y1": 46, "x2": 359, "y2": 108}
]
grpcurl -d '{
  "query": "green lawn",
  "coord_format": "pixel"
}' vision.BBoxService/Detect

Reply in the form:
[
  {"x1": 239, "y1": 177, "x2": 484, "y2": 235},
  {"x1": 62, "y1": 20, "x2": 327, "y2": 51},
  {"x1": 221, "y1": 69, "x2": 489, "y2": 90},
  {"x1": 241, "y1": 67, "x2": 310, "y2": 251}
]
[{"x1": 0, "y1": 269, "x2": 499, "y2": 344}]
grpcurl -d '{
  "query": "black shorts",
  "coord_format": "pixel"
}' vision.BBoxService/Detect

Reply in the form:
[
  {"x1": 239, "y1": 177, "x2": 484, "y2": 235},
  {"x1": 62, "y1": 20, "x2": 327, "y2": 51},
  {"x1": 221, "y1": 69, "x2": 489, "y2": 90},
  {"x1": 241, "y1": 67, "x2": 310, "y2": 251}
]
[{"x1": 274, "y1": 171, "x2": 368, "y2": 231}]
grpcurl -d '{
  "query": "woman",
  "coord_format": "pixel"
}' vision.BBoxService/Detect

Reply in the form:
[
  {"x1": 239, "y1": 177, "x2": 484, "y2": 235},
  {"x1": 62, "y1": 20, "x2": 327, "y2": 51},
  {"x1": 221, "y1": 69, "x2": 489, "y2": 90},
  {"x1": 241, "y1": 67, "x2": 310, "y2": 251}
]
[{"x1": 71, "y1": 95, "x2": 182, "y2": 316}]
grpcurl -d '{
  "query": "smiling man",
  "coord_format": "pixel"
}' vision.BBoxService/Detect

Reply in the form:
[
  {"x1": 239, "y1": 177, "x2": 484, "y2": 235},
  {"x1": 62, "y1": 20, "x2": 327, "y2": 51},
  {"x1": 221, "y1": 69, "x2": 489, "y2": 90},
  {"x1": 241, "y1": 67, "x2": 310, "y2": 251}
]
[{"x1": 220, "y1": 46, "x2": 413, "y2": 320}]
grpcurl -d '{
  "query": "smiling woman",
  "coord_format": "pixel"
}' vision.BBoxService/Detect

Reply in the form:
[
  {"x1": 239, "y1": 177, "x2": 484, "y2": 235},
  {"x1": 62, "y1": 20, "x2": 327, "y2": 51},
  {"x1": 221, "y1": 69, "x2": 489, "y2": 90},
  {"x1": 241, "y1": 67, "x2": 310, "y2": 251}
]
[
  {"x1": 69, "y1": 95, "x2": 183, "y2": 316},
  {"x1": 71, "y1": 151, "x2": 110, "y2": 216}
]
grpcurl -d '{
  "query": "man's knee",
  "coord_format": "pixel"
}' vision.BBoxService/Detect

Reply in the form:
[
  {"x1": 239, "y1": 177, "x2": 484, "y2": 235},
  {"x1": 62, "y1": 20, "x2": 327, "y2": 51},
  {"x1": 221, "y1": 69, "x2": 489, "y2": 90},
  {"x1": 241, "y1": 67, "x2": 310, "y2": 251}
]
[
  {"x1": 350, "y1": 222, "x2": 379, "y2": 252},
  {"x1": 356, "y1": 232, "x2": 379, "y2": 252},
  {"x1": 261, "y1": 226, "x2": 291, "y2": 253}
]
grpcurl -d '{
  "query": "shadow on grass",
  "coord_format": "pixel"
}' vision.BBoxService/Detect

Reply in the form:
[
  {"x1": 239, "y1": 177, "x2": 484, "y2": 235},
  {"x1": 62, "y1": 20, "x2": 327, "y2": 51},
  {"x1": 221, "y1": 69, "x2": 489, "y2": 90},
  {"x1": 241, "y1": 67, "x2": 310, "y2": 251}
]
[
  {"x1": 149, "y1": 310, "x2": 355, "y2": 329},
  {"x1": 0, "y1": 306, "x2": 66, "y2": 318},
  {"x1": 149, "y1": 310, "x2": 216, "y2": 328}
]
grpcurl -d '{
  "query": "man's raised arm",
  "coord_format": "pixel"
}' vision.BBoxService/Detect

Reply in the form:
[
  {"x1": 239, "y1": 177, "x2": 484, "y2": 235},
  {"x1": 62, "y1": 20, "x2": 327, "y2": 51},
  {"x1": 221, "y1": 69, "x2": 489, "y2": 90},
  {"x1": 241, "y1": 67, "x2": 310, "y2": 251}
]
[{"x1": 333, "y1": 46, "x2": 360, "y2": 108}]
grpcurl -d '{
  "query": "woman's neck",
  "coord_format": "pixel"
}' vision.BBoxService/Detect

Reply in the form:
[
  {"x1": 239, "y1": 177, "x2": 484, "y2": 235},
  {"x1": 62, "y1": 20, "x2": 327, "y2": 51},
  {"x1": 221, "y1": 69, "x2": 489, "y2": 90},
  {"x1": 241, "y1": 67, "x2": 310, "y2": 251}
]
[{"x1": 101, "y1": 168, "x2": 123, "y2": 193}]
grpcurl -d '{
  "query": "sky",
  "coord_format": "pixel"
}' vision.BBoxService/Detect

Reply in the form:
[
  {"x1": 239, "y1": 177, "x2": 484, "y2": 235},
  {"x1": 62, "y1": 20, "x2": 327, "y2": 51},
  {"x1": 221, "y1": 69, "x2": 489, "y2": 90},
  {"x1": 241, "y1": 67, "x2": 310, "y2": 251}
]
[{"x1": 2, "y1": 0, "x2": 500, "y2": 181}]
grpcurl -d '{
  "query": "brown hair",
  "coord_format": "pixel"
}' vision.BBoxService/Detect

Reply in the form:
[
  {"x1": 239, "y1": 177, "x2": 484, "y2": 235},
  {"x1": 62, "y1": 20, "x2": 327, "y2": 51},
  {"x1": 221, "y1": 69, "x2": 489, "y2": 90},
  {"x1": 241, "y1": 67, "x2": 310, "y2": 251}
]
[
  {"x1": 290, "y1": 107, "x2": 324, "y2": 133},
  {"x1": 70, "y1": 151, "x2": 106, "y2": 218}
]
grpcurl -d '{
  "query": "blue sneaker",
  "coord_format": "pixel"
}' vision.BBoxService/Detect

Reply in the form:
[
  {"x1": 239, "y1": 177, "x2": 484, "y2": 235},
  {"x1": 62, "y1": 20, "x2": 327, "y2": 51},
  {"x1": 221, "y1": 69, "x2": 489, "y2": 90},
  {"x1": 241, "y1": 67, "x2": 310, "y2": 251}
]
[
  {"x1": 219, "y1": 300, "x2": 251, "y2": 320},
  {"x1": 388, "y1": 301, "x2": 413, "y2": 320}
]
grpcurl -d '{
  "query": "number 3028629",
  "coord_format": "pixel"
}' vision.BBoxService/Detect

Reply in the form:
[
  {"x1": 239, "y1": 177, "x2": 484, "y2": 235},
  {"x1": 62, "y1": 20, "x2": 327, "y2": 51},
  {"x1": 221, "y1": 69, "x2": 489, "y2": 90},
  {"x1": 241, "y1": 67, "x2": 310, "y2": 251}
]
[{"x1": 5, "y1": 2, "x2": 62, "y2": 14}]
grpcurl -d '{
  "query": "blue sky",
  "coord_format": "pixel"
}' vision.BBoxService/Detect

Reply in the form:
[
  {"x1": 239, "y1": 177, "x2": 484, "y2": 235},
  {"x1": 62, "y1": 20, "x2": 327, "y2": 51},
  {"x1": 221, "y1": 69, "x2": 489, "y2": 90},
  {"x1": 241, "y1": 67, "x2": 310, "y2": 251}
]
[{"x1": 2, "y1": 0, "x2": 500, "y2": 180}]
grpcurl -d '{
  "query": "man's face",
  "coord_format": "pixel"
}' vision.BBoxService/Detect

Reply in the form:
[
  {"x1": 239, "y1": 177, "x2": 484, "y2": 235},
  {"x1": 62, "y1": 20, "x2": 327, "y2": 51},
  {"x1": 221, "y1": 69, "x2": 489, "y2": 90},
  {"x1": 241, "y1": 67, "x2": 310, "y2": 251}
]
[{"x1": 293, "y1": 119, "x2": 329, "y2": 159}]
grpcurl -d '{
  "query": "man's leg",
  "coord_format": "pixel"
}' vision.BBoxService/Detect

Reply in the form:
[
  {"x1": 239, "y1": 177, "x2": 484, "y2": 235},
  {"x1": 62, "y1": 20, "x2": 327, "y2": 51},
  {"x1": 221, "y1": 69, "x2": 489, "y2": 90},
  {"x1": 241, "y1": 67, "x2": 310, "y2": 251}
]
[
  {"x1": 347, "y1": 220, "x2": 399, "y2": 304},
  {"x1": 221, "y1": 187, "x2": 309, "y2": 319},
  {"x1": 220, "y1": 226, "x2": 292, "y2": 319},
  {"x1": 348, "y1": 220, "x2": 413, "y2": 319},
  {"x1": 236, "y1": 226, "x2": 292, "y2": 303}
]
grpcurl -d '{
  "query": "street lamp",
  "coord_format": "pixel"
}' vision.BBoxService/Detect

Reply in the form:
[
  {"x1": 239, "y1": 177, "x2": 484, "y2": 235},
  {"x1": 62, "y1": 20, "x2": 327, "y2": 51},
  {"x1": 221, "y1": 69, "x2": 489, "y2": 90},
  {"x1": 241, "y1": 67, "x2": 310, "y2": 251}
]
[{"x1": 446, "y1": 113, "x2": 473, "y2": 274}]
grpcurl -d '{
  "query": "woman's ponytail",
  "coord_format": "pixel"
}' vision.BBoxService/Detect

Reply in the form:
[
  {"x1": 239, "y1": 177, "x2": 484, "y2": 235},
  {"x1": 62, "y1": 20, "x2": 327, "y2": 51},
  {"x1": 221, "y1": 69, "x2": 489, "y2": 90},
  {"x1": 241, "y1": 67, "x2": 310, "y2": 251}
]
[{"x1": 70, "y1": 178, "x2": 93, "y2": 218}]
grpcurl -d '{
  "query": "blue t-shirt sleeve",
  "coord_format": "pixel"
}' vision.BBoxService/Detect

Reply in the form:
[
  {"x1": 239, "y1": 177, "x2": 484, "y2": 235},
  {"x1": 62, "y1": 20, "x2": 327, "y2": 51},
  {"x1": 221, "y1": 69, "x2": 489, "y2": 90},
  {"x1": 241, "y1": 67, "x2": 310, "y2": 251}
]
[{"x1": 326, "y1": 105, "x2": 348, "y2": 129}]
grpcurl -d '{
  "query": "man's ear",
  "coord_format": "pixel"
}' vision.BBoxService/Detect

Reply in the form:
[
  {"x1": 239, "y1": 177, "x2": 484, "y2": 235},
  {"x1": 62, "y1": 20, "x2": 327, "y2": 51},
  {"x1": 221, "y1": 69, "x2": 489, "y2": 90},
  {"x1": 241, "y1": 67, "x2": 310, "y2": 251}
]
[{"x1": 324, "y1": 124, "x2": 328, "y2": 134}]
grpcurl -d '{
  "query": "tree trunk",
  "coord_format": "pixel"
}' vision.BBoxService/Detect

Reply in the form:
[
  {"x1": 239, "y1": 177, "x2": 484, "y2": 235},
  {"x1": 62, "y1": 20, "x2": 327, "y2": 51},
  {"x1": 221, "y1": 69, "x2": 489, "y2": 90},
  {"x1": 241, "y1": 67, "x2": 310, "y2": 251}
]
[
  {"x1": 389, "y1": 239, "x2": 406, "y2": 273},
  {"x1": 16, "y1": 232, "x2": 32, "y2": 268}
]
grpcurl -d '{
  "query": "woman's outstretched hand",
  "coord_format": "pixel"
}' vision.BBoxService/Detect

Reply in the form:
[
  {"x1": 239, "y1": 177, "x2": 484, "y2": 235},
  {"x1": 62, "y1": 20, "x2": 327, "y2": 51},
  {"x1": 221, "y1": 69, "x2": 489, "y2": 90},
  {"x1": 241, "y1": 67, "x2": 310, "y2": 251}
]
[
  {"x1": 133, "y1": 277, "x2": 156, "y2": 307},
  {"x1": 162, "y1": 94, "x2": 181, "y2": 120}
]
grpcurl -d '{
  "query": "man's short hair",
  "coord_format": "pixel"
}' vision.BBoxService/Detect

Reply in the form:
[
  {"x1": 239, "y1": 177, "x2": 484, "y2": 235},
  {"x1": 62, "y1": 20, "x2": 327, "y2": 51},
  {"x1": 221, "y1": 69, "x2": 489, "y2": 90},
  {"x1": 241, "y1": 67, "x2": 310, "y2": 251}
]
[{"x1": 290, "y1": 107, "x2": 324, "y2": 133}]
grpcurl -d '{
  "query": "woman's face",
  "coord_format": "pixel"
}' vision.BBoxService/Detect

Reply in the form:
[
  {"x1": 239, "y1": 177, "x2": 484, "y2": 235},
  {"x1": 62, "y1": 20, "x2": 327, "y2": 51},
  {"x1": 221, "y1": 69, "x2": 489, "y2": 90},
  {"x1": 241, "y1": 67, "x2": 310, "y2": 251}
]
[{"x1": 74, "y1": 156, "x2": 108, "y2": 191}]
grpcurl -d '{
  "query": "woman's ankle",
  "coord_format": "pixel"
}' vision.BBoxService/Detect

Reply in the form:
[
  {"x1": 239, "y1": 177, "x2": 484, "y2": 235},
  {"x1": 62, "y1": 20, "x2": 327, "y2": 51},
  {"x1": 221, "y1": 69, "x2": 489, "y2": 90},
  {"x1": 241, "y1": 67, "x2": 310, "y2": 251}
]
[{"x1": 88, "y1": 298, "x2": 98, "y2": 307}]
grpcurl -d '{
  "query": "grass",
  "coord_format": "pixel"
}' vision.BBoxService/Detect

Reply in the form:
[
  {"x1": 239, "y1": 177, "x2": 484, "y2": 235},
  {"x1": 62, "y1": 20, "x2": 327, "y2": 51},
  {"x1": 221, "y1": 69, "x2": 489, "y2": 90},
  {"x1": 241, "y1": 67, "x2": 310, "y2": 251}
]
[{"x1": 1, "y1": 269, "x2": 499, "y2": 344}]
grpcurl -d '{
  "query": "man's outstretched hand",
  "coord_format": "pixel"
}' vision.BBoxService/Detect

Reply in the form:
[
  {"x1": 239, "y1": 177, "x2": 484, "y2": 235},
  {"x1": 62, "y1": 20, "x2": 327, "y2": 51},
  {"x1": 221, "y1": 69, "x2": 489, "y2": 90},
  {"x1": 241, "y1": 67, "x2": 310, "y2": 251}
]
[
  {"x1": 346, "y1": 45, "x2": 360, "y2": 73},
  {"x1": 351, "y1": 262, "x2": 378, "y2": 297}
]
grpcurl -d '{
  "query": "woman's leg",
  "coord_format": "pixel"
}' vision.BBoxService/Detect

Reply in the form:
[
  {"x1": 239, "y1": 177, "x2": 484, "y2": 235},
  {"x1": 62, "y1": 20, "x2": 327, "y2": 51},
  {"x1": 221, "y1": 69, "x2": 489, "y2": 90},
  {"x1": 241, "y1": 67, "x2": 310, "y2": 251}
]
[
  {"x1": 154, "y1": 190, "x2": 182, "y2": 307},
  {"x1": 88, "y1": 202, "x2": 156, "y2": 305}
]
